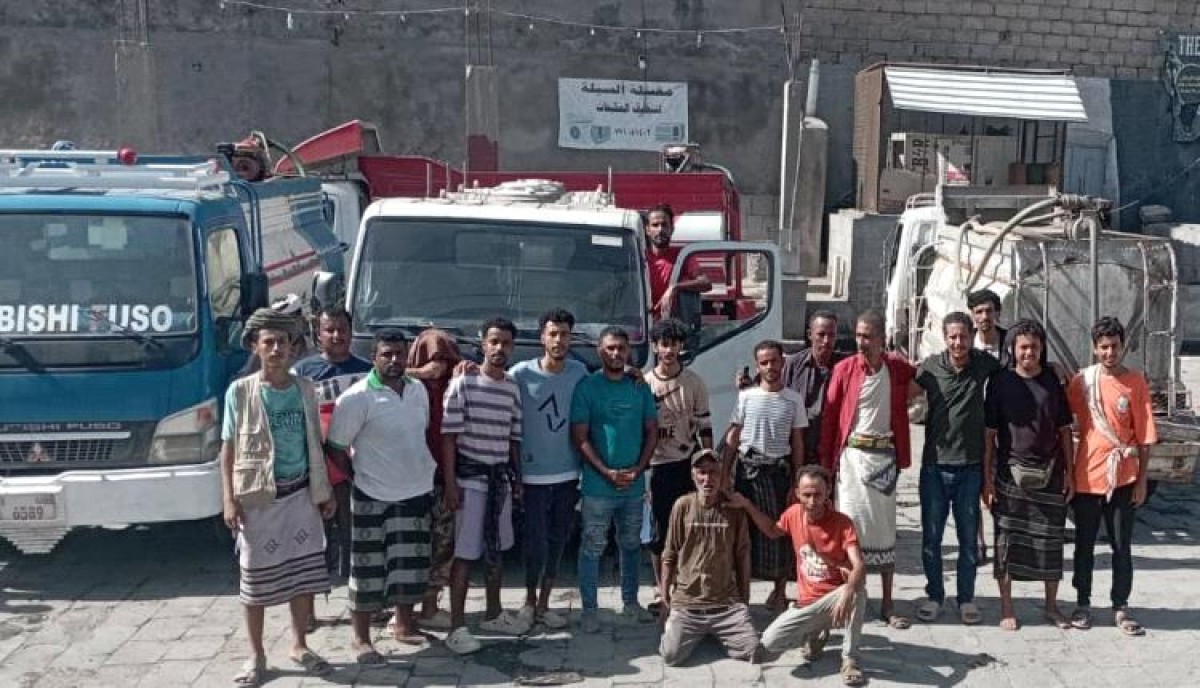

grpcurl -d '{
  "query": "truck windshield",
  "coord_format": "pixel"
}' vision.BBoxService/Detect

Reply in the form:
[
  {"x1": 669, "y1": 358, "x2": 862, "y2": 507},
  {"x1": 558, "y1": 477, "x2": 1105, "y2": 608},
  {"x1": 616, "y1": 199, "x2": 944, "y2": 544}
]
[
  {"x1": 352, "y1": 218, "x2": 645, "y2": 342},
  {"x1": 0, "y1": 213, "x2": 197, "y2": 368}
]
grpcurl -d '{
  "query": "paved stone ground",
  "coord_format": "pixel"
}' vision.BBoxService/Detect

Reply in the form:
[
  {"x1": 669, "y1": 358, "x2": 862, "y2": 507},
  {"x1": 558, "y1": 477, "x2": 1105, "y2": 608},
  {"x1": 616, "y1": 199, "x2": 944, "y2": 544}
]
[{"x1": 2, "y1": 426, "x2": 1199, "y2": 687}]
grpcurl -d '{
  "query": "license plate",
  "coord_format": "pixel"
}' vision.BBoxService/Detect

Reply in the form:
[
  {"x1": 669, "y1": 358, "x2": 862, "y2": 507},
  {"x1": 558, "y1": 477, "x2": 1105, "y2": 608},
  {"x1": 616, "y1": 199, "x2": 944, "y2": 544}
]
[{"x1": 0, "y1": 494, "x2": 59, "y2": 522}]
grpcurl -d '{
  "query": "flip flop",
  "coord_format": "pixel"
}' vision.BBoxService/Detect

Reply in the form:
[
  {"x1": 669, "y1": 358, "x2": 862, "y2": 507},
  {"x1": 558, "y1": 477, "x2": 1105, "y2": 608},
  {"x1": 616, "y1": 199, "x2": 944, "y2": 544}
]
[
  {"x1": 356, "y1": 649, "x2": 388, "y2": 666},
  {"x1": 392, "y1": 632, "x2": 427, "y2": 646},
  {"x1": 233, "y1": 657, "x2": 267, "y2": 687},
  {"x1": 1070, "y1": 606, "x2": 1092, "y2": 630},
  {"x1": 1115, "y1": 609, "x2": 1145, "y2": 636},
  {"x1": 290, "y1": 650, "x2": 332, "y2": 677},
  {"x1": 886, "y1": 614, "x2": 911, "y2": 630}
]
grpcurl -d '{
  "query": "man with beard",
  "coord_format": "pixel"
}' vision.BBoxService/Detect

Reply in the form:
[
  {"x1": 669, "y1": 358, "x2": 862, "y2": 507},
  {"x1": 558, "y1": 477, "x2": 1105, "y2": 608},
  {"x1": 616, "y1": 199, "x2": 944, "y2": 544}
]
[
  {"x1": 292, "y1": 306, "x2": 373, "y2": 584},
  {"x1": 657, "y1": 449, "x2": 757, "y2": 666},
  {"x1": 644, "y1": 204, "x2": 712, "y2": 316},
  {"x1": 912, "y1": 312, "x2": 1000, "y2": 625},
  {"x1": 510, "y1": 309, "x2": 589, "y2": 630},
  {"x1": 722, "y1": 340, "x2": 807, "y2": 612},
  {"x1": 221, "y1": 308, "x2": 336, "y2": 686},
  {"x1": 442, "y1": 318, "x2": 527, "y2": 653},
  {"x1": 967, "y1": 289, "x2": 1008, "y2": 365},
  {"x1": 646, "y1": 317, "x2": 713, "y2": 614},
  {"x1": 1065, "y1": 316, "x2": 1157, "y2": 636},
  {"x1": 984, "y1": 319, "x2": 1074, "y2": 631},
  {"x1": 572, "y1": 326, "x2": 660, "y2": 633},
  {"x1": 820, "y1": 310, "x2": 915, "y2": 629},
  {"x1": 732, "y1": 465, "x2": 868, "y2": 687},
  {"x1": 327, "y1": 330, "x2": 437, "y2": 660}
]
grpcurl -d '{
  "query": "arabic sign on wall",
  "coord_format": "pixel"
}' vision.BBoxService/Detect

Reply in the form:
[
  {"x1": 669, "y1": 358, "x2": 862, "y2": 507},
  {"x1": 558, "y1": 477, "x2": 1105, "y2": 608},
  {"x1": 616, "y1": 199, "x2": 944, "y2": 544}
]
[
  {"x1": 558, "y1": 78, "x2": 689, "y2": 151},
  {"x1": 1165, "y1": 33, "x2": 1200, "y2": 142}
]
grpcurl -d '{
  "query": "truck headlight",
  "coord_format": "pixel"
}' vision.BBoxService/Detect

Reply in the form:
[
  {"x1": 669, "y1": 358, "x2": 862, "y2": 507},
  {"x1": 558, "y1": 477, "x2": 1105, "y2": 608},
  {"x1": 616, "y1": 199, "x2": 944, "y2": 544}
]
[{"x1": 149, "y1": 398, "x2": 220, "y2": 464}]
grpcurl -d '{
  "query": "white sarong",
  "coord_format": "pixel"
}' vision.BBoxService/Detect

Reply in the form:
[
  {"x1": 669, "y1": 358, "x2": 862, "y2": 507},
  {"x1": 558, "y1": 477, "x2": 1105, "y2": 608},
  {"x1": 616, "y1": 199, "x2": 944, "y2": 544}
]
[{"x1": 836, "y1": 446, "x2": 897, "y2": 573}]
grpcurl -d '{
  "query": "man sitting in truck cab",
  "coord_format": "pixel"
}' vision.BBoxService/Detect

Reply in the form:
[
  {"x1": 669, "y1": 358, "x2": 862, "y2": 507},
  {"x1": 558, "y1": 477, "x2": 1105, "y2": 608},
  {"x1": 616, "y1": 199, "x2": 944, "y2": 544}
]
[{"x1": 645, "y1": 204, "x2": 711, "y2": 317}]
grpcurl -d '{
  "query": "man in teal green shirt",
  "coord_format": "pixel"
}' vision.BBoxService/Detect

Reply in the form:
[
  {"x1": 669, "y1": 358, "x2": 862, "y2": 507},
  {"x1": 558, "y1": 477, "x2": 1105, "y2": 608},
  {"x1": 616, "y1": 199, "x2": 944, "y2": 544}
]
[{"x1": 571, "y1": 326, "x2": 659, "y2": 633}]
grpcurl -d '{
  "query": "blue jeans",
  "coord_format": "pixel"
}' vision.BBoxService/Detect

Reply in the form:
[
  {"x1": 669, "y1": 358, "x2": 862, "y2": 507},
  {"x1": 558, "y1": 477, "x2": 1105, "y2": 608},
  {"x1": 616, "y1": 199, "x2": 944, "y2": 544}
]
[
  {"x1": 578, "y1": 494, "x2": 644, "y2": 611},
  {"x1": 919, "y1": 463, "x2": 982, "y2": 604},
  {"x1": 523, "y1": 480, "x2": 579, "y2": 590}
]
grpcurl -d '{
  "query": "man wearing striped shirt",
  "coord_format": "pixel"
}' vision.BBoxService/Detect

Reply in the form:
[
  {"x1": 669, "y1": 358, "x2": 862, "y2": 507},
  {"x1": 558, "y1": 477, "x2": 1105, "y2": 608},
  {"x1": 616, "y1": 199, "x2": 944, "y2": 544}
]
[
  {"x1": 722, "y1": 340, "x2": 807, "y2": 612},
  {"x1": 441, "y1": 317, "x2": 527, "y2": 654}
]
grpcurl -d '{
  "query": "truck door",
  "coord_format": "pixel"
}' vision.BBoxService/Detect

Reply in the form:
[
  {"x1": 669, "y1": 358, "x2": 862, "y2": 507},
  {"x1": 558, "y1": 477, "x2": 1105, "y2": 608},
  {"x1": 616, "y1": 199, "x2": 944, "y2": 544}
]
[{"x1": 669, "y1": 242, "x2": 781, "y2": 437}]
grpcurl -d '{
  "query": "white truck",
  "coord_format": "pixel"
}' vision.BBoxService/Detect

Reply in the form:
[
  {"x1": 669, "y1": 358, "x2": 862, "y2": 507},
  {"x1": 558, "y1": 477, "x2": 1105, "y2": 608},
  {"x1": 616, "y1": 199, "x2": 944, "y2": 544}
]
[
  {"x1": 312, "y1": 179, "x2": 781, "y2": 433},
  {"x1": 885, "y1": 184, "x2": 1200, "y2": 486}
]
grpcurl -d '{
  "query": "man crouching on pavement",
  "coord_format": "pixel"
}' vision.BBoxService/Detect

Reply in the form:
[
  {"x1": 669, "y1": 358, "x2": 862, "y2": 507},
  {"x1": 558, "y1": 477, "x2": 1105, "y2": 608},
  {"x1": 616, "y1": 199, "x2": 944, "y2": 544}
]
[
  {"x1": 658, "y1": 449, "x2": 758, "y2": 665},
  {"x1": 730, "y1": 465, "x2": 869, "y2": 687},
  {"x1": 220, "y1": 308, "x2": 337, "y2": 687}
]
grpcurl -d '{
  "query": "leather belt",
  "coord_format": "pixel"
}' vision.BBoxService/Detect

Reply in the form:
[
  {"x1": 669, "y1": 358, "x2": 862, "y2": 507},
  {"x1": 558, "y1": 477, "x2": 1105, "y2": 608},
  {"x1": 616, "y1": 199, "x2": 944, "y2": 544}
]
[{"x1": 847, "y1": 434, "x2": 894, "y2": 450}]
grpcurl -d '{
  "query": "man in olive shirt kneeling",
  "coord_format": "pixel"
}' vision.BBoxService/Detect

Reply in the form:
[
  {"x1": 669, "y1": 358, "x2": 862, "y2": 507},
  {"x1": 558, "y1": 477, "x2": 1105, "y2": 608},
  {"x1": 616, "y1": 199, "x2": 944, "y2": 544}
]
[{"x1": 658, "y1": 449, "x2": 759, "y2": 665}]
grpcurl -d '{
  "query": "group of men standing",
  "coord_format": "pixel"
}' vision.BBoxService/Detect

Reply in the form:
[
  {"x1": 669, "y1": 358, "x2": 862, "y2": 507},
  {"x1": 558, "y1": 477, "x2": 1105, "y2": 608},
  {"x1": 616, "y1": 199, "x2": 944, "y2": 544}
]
[{"x1": 216, "y1": 281, "x2": 1157, "y2": 687}]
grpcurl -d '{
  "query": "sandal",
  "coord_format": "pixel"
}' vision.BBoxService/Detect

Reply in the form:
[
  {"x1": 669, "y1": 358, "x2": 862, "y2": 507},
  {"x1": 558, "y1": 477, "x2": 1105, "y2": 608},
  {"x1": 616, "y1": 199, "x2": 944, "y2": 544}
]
[
  {"x1": 885, "y1": 614, "x2": 911, "y2": 630},
  {"x1": 915, "y1": 598, "x2": 941, "y2": 623},
  {"x1": 1069, "y1": 606, "x2": 1092, "y2": 630},
  {"x1": 1115, "y1": 608, "x2": 1145, "y2": 636},
  {"x1": 290, "y1": 649, "x2": 332, "y2": 677},
  {"x1": 233, "y1": 656, "x2": 267, "y2": 687},
  {"x1": 959, "y1": 602, "x2": 982, "y2": 625},
  {"x1": 356, "y1": 648, "x2": 388, "y2": 666},
  {"x1": 841, "y1": 658, "x2": 867, "y2": 687}
]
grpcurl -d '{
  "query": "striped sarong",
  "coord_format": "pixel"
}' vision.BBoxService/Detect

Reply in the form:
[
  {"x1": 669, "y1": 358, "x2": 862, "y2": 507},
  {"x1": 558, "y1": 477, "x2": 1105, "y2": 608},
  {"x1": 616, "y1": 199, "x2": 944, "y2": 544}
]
[
  {"x1": 836, "y1": 446, "x2": 897, "y2": 573},
  {"x1": 993, "y1": 458, "x2": 1066, "y2": 581},
  {"x1": 349, "y1": 487, "x2": 432, "y2": 611},
  {"x1": 735, "y1": 455, "x2": 793, "y2": 580},
  {"x1": 237, "y1": 479, "x2": 330, "y2": 607}
]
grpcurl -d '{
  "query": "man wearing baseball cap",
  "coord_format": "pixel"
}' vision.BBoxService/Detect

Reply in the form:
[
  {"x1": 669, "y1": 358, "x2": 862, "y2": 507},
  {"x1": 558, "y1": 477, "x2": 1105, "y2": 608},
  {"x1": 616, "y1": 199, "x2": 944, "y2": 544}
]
[{"x1": 657, "y1": 448, "x2": 759, "y2": 665}]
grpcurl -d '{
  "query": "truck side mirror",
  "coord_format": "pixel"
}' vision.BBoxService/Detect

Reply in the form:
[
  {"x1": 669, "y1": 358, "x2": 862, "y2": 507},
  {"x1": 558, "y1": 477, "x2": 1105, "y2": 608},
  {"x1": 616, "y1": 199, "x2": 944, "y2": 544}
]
[
  {"x1": 311, "y1": 271, "x2": 344, "y2": 311},
  {"x1": 239, "y1": 272, "x2": 269, "y2": 315}
]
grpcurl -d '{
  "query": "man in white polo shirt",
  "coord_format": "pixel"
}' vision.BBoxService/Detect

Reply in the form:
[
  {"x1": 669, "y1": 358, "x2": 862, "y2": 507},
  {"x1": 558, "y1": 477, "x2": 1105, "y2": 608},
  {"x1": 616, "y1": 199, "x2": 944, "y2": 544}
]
[{"x1": 327, "y1": 329, "x2": 437, "y2": 665}]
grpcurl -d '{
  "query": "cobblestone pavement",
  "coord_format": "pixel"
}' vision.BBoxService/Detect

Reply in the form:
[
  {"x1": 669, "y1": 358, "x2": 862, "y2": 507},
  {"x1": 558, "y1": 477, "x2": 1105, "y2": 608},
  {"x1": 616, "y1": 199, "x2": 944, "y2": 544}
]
[{"x1": 3, "y1": 428, "x2": 1198, "y2": 687}]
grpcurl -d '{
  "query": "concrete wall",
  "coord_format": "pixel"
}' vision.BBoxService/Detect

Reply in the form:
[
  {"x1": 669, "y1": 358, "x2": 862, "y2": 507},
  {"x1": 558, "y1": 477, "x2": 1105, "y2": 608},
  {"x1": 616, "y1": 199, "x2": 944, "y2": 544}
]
[{"x1": 2, "y1": 1, "x2": 1199, "y2": 225}]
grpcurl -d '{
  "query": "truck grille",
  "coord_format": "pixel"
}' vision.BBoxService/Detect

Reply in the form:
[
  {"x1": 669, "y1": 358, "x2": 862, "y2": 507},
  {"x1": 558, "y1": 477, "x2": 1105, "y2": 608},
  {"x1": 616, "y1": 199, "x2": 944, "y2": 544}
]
[
  {"x1": 0, "y1": 423, "x2": 156, "y2": 472},
  {"x1": 0, "y1": 439, "x2": 114, "y2": 464}
]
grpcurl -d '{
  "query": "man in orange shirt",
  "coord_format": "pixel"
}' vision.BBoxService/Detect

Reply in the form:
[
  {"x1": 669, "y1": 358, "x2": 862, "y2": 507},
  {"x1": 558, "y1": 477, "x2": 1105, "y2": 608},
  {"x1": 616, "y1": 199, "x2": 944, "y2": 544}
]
[
  {"x1": 732, "y1": 465, "x2": 867, "y2": 687},
  {"x1": 1065, "y1": 317, "x2": 1157, "y2": 636}
]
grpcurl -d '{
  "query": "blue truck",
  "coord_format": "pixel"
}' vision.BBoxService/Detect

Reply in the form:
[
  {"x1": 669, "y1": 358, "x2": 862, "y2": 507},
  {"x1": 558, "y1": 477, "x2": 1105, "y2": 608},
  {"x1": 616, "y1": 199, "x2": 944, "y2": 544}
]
[{"x1": 0, "y1": 148, "x2": 345, "y2": 553}]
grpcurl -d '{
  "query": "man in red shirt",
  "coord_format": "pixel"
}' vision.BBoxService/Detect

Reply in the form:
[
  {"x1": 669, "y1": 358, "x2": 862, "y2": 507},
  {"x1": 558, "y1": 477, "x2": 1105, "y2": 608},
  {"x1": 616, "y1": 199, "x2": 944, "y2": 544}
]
[
  {"x1": 819, "y1": 310, "x2": 916, "y2": 630},
  {"x1": 645, "y1": 204, "x2": 711, "y2": 316},
  {"x1": 732, "y1": 465, "x2": 867, "y2": 687}
]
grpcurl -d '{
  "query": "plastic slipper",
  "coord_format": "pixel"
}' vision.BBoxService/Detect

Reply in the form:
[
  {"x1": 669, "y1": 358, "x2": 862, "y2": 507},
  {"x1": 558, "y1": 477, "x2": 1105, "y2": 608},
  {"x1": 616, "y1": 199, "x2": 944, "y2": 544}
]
[
  {"x1": 233, "y1": 656, "x2": 267, "y2": 687},
  {"x1": 356, "y1": 649, "x2": 388, "y2": 666},
  {"x1": 1070, "y1": 606, "x2": 1092, "y2": 630},
  {"x1": 959, "y1": 602, "x2": 982, "y2": 625},
  {"x1": 841, "y1": 658, "x2": 867, "y2": 687},
  {"x1": 886, "y1": 614, "x2": 911, "y2": 630},
  {"x1": 1115, "y1": 609, "x2": 1145, "y2": 636},
  {"x1": 915, "y1": 598, "x2": 941, "y2": 622},
  {"x1": 291, "y1": 650, "x2": 332, "y2": 677}
]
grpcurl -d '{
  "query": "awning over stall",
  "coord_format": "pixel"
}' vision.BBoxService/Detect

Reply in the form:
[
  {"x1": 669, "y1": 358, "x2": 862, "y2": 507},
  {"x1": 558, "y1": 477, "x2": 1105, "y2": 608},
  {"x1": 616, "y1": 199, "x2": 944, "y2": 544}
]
[{"x1": 883, "y1": 66, "x2": 1088, "y2": 122}]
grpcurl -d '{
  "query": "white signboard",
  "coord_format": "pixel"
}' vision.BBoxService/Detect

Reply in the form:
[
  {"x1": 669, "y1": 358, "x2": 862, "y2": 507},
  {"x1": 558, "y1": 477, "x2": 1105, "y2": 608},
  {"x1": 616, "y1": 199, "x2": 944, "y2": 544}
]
[{"x1": 558, "y1": 78, "x2": 689, "y2": 151}]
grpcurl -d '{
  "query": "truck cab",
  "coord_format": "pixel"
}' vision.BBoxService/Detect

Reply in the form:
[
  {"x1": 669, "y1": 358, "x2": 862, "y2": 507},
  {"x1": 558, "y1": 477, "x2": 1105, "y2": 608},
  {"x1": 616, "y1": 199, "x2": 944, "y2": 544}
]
[
  {"x1": 0, "y1": 149, "x2": 344, "y2": 553},
  {"x1": 338, "y1": 179, "x2": 780, "y2": 435}
]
